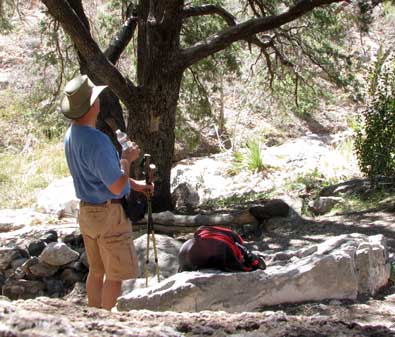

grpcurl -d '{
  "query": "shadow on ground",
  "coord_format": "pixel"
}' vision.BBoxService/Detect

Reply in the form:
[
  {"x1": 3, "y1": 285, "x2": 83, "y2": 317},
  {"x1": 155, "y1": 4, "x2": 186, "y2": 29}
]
[{"x1": 250, "y1": 210, "x2": 395, "y2": 255}]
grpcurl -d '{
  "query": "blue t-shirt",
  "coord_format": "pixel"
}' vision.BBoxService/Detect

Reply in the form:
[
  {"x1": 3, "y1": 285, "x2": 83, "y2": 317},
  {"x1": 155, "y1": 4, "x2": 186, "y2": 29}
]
[{"x1": 64, "y1": 124, "x2": 130, "y2": 203}]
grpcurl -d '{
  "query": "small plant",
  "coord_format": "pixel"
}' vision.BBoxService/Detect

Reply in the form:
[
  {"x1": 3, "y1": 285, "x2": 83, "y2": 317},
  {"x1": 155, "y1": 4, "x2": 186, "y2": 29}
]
[
  {"x1": 228, "y1": 139, "x2": 268, "y2": 175},
  {"x1": 227, "y1": 151, "x2": 245, "y2": 176},
  {"x1": 246, "y1": 139, "x2": 265, "y2": 172},
  {"x1": 284, "y1": 168, "x2": 337, "y2": 195}
]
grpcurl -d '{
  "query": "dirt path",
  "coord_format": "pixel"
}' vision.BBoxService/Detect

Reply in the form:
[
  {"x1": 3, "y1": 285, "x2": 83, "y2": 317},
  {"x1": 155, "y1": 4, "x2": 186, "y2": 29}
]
[{"x1": 258, "y1": 210, "x2": 395, "y2": 254}]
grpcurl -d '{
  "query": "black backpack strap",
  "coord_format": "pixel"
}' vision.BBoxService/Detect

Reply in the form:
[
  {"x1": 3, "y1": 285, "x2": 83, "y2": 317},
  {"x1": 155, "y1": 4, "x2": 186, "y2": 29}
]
[{"x1": 235, "y1": 242, "x2": 266, "y2": 271}]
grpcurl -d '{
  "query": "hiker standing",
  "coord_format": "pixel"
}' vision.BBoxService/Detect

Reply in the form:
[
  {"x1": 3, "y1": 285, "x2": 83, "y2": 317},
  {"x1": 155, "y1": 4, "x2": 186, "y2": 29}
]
[{"x1": 61, "y1": 74, "x2": 154, "y2": 310}]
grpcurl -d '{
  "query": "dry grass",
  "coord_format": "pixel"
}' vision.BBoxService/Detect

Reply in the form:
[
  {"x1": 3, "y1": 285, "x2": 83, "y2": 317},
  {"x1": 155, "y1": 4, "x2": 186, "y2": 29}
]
[
  {"x1": 0, "y1": 90, "x2": 69, "y2": 208},
  {"x1": 0, "y1": 142, "x2": 68, "y2": 208}
]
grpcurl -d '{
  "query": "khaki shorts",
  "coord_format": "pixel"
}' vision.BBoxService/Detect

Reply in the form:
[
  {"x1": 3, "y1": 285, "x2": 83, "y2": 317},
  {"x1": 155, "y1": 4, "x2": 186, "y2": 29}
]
[{"x1": 78, "y1": 201, "x2": 139, "y2": 281}]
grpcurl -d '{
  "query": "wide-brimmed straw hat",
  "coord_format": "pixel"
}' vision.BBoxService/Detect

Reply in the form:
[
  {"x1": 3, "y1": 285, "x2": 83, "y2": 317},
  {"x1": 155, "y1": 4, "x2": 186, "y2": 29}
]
[{"x1": 60, "y1": 74, "x2": 107, "y2": 119}]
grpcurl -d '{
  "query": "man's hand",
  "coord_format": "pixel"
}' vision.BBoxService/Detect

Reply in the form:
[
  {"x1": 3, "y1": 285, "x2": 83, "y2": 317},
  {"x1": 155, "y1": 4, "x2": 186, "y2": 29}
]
[
  {"x1": 121, "y1": 142, "x2": 140, "y2": 163},
  {"x1": 131, "y1": 179, "x2": 155, "y2": 196}
]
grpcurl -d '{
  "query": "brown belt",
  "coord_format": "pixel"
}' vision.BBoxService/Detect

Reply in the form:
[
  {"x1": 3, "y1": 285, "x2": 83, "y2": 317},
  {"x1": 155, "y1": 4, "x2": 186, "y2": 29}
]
[{"x1": 80, "y1": 199, "x2": 123, "y2": 207}]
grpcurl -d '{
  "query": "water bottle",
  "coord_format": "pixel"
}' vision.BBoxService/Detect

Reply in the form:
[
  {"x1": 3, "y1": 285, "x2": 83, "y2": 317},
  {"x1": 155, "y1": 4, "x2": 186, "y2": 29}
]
[{"x1": 115, "y1": 129, "x2": 132, "y2": 150}]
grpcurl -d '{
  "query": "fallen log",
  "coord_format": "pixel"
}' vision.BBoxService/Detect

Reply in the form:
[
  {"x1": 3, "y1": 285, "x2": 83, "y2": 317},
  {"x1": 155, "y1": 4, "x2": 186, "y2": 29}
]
[{"x1": 132, "y1": 199, "x2": 290, "y2": 234}]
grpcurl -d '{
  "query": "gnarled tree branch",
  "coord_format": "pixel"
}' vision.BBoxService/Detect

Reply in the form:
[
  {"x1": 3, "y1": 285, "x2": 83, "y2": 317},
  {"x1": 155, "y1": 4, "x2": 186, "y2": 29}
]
[
  {"x1": 177, "y1": 0, "x2": 344, "y2": 70},
  {"x1": 182, "y1": 4, "x2": 237, "y2": 26},
  {"x1": 182, "y1": 5, "x2": 273, "y2": 60},
  {"x1": 41, "y1": 0, "x2": 139, "y2": 106},
  {"x1": 104, "y1": 15, "x2": 138, "y2": 64}
]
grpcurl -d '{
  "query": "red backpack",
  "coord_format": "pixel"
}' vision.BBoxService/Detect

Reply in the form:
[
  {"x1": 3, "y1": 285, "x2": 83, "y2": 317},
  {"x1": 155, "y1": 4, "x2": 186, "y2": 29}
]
[{"x1": 178, "y1": 226, "x2": 266, "y2": 272}]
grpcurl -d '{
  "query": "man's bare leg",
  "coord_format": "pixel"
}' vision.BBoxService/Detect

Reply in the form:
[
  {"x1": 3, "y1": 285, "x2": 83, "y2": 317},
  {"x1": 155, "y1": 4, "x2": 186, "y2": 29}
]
[
  {"x1": 86, "y1": 271, "x2": 104, "y2": 308},
  {"x1": 101, "y1": 278, "x2": 122, "y2": 310}
]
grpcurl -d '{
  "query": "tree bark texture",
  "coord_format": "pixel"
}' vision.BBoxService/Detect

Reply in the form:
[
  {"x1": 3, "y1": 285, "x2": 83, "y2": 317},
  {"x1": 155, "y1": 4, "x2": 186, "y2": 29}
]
[
  {"x1": 132, "y1": 209, "x2": 258, "y2": 234},
  {"x1": 40, "y1": 0, "x2": 345, "y2": 211}
]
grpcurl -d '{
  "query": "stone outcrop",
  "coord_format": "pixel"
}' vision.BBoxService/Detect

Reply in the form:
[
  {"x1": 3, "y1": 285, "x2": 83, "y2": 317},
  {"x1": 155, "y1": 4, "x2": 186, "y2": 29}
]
[
  {"x1": 134, "y1": 234, "x2": 182, "y2": 279},
  {"x1": 122, "y1": 234, "x2": 183, "y2": 294},
  {"x1": 0, "y1": 229, "x2": 184, "y2": 300},
  {"x1": 171, "y1": 182, "x2": 200, "y2": 210},
  {"x1": 308, "y1": 196, "x2": 344, "y2": 215},
  {"x1": 0, "y1": 231, "x2": 86, "y2": 300},
  {"x1": 117, "y1": 234, "x2": 390, "y2": 312},
  {"x1": 0, "y1": 219, "x2": 391, "y2": 316}
]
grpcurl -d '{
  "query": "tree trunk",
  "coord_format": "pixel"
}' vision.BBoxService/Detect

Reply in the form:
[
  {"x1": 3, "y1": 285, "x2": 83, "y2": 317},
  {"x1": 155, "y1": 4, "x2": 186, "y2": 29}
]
[
  {"x1": 66, "y1": 0, "x2": 184, "y2": 212},
  {"x1": 127, "y1": 71, "x2": 183, "y2": 212},
  {"x1": 126, "y1": 0, "x2": 184, "y2": 212}
]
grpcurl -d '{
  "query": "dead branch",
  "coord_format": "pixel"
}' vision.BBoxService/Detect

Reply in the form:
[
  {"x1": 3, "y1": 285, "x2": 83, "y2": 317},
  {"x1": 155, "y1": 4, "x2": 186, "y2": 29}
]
[
  {"x1": 104, "y1": 16, "x2": 138, "y2": 64},
  {"x1": 132, "y1": 199, "x2": 290, "y2": 234},
  {"x1": 41, "y1": 0, "x2": 138, "y2": 104}
]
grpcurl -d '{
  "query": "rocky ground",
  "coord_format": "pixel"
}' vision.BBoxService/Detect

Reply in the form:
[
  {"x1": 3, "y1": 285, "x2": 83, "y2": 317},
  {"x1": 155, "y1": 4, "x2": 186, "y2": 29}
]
[
  {"x1": 0, "y1": 201, "x2": 395, "y2": 336},
  {"x1": 1, "y1": 295, "x2": 395, "y2": 337},
  {"x1": 1, "y1": 123, "x2": 395, "y2": 336},
  {"x1": 260, "y1": 209, "x2": 395, "y2": 330}
]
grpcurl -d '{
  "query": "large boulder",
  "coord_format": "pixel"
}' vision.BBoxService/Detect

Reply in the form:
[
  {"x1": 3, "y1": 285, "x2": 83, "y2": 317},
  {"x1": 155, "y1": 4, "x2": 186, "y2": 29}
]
[
  {"x1": 171, "y1": 182, "x2": 200, "y2": 209},
  {"x1": 308, "y1": 196, "x2": 344, "y2": 215},
  {"x1": 133, "y1": 234, "x2": 182, "y2": 279},
  {"x1": 2, "y1": 279, "x2": 46, "y2": 300},
  {"x1": 132, "y1": 234, "x2": 182, "y2": 278},
  {"x1": 36, "y1": 176, "x2": 79, "y2": 218},
  {"x1": 121, "y1": 234, "x2": 183, "y2": 294},
  {"x1": 39, "y1": 242, "x2": 79, "y2": 266},
  {"x1": 117, "y1": 234, "x2": 390, "y2": 312}
]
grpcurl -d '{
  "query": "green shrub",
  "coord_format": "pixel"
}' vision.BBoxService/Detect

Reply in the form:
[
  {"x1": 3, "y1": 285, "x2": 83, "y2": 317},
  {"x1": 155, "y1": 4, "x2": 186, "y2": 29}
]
[
  {"x1": 354, "y1": 49, "x2": 395, "y2": 177},
  {"x1": 226, "y1": 151, "x2": 245, "y2": 176}
]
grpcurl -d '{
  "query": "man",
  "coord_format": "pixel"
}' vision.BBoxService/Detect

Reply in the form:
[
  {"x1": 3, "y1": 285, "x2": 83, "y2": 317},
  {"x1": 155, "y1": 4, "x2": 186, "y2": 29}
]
[{"x1": 61, "y1": 74, "x2": 153, "y2": 310}]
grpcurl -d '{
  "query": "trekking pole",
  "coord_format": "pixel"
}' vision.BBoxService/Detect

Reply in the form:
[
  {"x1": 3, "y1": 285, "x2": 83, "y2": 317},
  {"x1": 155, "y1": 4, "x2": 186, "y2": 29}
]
[{"x1": 143, "y1": 154, "x2": 160, "y2": 287}]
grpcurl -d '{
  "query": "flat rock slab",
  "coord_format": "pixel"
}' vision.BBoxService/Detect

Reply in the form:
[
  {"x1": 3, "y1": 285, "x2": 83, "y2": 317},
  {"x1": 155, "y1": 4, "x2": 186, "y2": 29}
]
[{"x1": 117, "y1": 234, "x2": 390, "y2": 312}]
